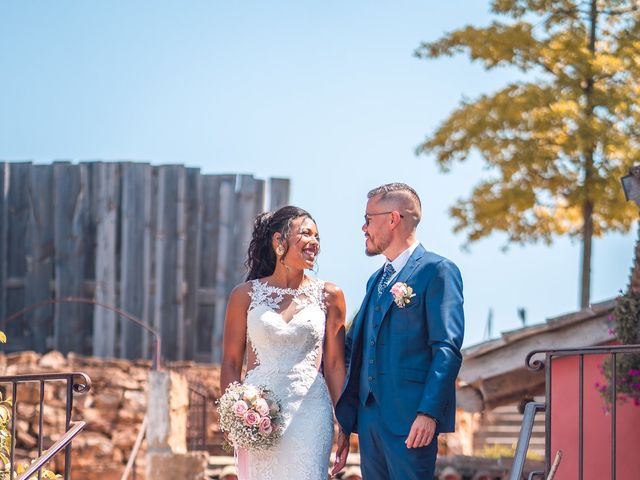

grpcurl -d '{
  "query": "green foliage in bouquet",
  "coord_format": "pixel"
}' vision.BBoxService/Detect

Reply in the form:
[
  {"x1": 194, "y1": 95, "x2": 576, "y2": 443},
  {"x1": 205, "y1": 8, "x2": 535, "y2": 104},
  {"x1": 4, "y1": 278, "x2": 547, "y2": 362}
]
[{"x1": 596, "y1": 291, "x2": 640, "y2": 407}]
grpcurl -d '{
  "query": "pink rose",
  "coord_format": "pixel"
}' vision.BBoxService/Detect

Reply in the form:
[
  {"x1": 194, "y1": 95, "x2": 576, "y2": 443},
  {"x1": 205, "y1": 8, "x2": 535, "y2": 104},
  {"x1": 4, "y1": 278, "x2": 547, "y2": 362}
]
[
  {"x1": 254, "y1": 398, "x2": 269, "y2": 416},
  {"x1": 390, "y1": 283, "x2": 406, "y2": 297},
  {"x1": 233, "y1": 400, "x2": 249, "y2": 417},
  {"x1": 243, "y1": 409, "x2": 260, "y2": 426},
  {"x1": 258, "y1": 416, "x2": 272, "y2": 435}
]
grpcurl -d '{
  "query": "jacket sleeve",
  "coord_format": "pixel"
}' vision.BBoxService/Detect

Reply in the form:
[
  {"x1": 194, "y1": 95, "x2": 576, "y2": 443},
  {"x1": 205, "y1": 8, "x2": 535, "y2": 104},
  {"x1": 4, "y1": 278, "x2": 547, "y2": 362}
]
[{"x1": 417, "y1": 259, "x2": 465, "y2": 421}]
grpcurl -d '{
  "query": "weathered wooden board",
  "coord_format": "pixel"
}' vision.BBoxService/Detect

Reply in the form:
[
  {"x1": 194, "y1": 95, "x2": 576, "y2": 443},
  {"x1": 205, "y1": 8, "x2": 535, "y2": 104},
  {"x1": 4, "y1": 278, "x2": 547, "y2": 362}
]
[
  {"x1": 119, "y1": 163, "x2": 152, "y2": 360},
  {"x1": 269, "y1": 178, "x2": 290, "y2": 211},
  {"x1": 53, "y1": 162, "x2": 90, "y2": 354},
  {"x1": 184, "y1": 167, "x2": 202, "y2": 360},
  {"x1": 212, "y1": 175, "x2": 237, "y2": 363},
  {"x1": 92, "y1": 162, "x2": 120, "y2": 357},
  {"x1": 143, "y1": 167, "x2": 159, "y2": 360},
  {"x1": 6, "y1": 162, "x2": 32, "y2": 348},
  {"x1": 0, "y1": 163, "x2": 8, "y2": 333},
  {"x1": 153, "y1": 165, "x2": 186, "y2": 360},
  {"x1": 24, "y1": 165, "x2": 55, "y2": 352},
  {"x1": 254, "y1": 179, "x2": 265, "y2": 217},
  {"x1": 195, "y1": 174, "x2": 220, "y2": 360},
  {"x1": 234, "y1": 175, "x2": 258, "y2": 287}
]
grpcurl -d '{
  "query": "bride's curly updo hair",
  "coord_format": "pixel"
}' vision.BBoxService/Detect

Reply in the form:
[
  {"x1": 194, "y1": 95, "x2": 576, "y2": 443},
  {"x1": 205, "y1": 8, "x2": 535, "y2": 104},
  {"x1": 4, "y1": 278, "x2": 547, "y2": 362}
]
[{"x1": 245, "y1": 205, "x2": 315, "y2": 281}]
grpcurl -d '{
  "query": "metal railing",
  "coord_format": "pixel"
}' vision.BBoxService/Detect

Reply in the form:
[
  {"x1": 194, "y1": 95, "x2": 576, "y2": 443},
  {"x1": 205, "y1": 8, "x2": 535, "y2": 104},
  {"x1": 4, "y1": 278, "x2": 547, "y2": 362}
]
[
  {"x1": 16, "y1": 421, "x2": 86, "y2": 480},
  {"x1": 0, "y1": 371, "x2": 91, "y2": 480},
  {"x1": 187, "y1": 382, "x2": 210, "y2": 452},
  {"x1": 509, "y1": 344, "x2": 640, "y2": 480},
  {"x1": 509, "y1": 402, "x2": 545, "y2": 480}
]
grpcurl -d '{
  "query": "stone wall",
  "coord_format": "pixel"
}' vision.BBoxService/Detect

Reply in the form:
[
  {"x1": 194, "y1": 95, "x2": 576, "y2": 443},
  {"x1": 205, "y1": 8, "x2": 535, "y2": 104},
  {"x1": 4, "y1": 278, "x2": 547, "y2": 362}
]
[{"x1": 0, "y1": 350, "x2": 222, "y2": 480}]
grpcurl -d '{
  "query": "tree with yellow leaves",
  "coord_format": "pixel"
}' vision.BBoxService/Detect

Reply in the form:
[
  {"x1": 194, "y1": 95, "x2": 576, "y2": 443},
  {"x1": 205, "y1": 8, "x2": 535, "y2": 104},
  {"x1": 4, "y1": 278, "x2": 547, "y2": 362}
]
[{"x1": 416, "y1": 0, "x2": 639, "y2": 308}]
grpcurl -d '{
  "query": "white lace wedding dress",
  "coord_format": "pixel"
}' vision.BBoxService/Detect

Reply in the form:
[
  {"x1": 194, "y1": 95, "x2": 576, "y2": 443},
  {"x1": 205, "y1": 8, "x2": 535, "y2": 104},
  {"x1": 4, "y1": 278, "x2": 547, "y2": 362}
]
[{"x1": 238, "y1": 277, "x2": 334, "y2": 480}]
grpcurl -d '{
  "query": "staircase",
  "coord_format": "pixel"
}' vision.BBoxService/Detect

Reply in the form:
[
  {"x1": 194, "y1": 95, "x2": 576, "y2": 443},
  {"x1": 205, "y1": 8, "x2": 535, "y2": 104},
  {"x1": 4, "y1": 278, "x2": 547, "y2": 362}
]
[{"x1": 474, "y1": 403, "x2": 545, "y2": 457}]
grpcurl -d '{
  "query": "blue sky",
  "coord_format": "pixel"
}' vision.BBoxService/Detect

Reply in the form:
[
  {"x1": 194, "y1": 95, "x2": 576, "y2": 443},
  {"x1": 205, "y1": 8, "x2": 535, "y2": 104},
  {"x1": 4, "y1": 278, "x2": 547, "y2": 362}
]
[{"x1": 0, "y1": 1, "x2": 635, "y2": 347}]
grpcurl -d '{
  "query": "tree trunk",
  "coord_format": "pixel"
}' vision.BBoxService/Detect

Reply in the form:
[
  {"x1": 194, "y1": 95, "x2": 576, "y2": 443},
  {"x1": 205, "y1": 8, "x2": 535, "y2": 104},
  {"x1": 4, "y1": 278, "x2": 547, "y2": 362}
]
[
  {"x1": 580, "y1": 199, "x2": 594, "y2": 309},
  {"x1": 579, "y1": 0, "x2": 598, "y2": 309}
]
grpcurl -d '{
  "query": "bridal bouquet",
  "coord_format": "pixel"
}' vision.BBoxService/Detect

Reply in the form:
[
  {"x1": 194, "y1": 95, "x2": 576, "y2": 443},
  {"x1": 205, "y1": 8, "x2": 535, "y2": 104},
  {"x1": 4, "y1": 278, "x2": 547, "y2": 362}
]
[{"x1": 217, "y1": 382, "x2": 283, "y2": 451}]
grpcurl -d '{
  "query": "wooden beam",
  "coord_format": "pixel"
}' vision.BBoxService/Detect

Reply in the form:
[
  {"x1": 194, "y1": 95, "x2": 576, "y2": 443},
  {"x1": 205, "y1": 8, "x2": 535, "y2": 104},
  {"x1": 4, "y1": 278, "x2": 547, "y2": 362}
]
[
  {"x1": 24, "y1": 165, "x2": 54, "y2": 352},
  {"x1": 184, "y1": 167, "x2": 202, "y2": 360},
  {"x1": 92, "y1": 162, "x2": 120, "y2": 358},
  {"x1": 153, "y1": 165, "x2": 187, "y2": 360},
  {"x1": 53, "y1": 162, "x2": 90, "y2": 354},
  {"x1": 0, "y1": 162, "x2": 8, "y2": 333},
  {"x1": 6, "y1": 162, "x2": 31, "y2": 350},
  {"x1": 120, "y1": 163, "x2": 152, "y2": 360},
  {"x1": 212, "y1": 175, "x2": 236, "y2": 363},
  {"x1": 269, "y1": 178, "x2": 290, "y2": 211},
  {"x1": 197, "y1": 175, "x2": 221, "y2": 359},
  {"x1": 478, "y1": 368, "x2": 545, "y2": 410}
]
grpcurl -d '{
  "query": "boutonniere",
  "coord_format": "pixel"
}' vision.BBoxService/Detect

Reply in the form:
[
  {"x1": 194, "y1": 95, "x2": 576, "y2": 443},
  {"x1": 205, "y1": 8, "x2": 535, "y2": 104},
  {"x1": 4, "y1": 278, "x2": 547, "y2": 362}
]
[{"x1": 390, "y1": 282, "x2": 416, "y2": 308}]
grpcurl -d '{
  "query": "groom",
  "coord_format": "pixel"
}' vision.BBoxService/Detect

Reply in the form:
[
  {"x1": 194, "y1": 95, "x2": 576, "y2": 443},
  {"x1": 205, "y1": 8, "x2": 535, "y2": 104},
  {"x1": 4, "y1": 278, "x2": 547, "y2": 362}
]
[{"x1": 334, "y1": 183, "x2": 464, "y2": 479}]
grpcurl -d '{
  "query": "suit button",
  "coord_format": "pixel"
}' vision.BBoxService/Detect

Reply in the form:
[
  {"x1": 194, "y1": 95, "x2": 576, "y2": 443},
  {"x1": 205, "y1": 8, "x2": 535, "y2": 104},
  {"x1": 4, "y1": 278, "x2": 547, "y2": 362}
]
[
  {"x1": 368, "y1": 376, "x2": 373, "y2": 381},
  {"x1": 370, "y1": 340, "x2": 375, "y2": 346},
  {"x1": 374, "y1": 306, "x2": 381, "y2": 312},
  {"x1": 369, "y1": 359, "x2": 374, "y2": 364}
]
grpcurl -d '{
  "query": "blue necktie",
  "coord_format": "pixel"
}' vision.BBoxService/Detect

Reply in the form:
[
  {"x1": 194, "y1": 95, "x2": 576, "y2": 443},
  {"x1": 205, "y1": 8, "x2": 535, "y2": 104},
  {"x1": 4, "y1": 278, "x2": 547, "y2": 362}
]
[{"x1": 377, "y1": 263, "x2": 396, "y2": 296}]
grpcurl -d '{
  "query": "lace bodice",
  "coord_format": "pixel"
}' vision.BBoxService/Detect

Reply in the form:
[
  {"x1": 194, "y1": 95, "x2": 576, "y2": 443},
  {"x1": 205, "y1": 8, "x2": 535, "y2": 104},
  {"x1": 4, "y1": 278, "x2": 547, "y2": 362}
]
[{"x1": 246, "y1": 277, "x2": 327, "y2": 373}]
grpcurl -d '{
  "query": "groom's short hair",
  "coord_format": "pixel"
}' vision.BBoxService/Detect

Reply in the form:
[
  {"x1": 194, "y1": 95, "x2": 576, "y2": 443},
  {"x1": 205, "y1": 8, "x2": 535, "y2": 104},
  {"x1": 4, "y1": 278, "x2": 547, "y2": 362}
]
[{"x1": 367, "y1": 183, "x2": 422, "y2": 226}]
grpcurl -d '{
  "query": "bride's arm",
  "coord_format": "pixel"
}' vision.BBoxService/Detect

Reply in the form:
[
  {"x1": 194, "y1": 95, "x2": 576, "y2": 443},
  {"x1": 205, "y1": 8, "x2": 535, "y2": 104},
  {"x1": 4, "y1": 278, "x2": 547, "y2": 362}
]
[
  {"x1": 323, "y1": 282, "x2": 347, "y2": 407},
  {"x1": 220, "y1": 283, "x2": 251, "y2": 393}
]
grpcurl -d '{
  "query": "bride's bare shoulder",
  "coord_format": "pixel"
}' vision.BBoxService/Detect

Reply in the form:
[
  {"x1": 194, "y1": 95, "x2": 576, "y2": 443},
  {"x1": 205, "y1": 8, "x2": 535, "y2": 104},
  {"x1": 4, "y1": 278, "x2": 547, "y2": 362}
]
[
  {"x1": 322, "y1": 281, "x2": 345, "y2": 303},
  {"x1": 228, "y1": 281, "x2": 254, "y2": 306}
]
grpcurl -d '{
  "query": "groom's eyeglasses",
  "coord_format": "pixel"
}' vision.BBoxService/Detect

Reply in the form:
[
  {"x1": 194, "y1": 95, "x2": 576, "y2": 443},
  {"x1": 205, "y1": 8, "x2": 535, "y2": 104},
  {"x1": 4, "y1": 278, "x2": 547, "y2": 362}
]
[{"x1": 364, "y1": 211, "x2": 404, "y2": 226}]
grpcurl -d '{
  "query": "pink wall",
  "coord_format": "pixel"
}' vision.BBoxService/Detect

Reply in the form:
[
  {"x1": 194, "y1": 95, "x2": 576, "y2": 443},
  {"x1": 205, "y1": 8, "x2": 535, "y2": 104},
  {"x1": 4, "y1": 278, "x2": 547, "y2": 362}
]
[{"x1": 550, "y1": 349, "x2": 640, "y2": 480}]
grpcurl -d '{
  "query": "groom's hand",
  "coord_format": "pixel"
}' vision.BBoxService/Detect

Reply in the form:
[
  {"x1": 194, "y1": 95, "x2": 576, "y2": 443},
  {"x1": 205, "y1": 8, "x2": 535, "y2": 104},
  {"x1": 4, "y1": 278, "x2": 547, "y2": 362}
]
[
  {"x1": 405, "y1": 414, "x2": 436, "y2": 448},
  {"x1": 331, "y1": 430, "x2": 350, "y2": 476}
]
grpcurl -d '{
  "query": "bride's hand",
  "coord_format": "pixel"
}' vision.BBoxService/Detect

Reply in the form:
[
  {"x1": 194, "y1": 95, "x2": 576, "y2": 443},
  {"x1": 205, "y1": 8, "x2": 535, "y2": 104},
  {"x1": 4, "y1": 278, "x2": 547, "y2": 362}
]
[{"x1": 331, "y1": 430, "x2": 350, "y2": 476}]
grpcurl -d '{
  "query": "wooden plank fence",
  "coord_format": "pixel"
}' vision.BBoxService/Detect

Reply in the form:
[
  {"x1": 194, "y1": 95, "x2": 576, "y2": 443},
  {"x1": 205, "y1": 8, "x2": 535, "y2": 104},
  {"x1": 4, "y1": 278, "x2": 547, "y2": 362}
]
[{"x1": 0, "y1": 161, "x2": 289, "y2": 363}]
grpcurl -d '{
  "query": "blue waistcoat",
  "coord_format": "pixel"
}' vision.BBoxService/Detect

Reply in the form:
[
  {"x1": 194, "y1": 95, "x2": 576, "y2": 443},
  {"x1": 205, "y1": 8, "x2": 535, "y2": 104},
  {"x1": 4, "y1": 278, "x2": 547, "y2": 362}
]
[{"x1": 359, "y1": 285, "x2": 384, "y2": 404}]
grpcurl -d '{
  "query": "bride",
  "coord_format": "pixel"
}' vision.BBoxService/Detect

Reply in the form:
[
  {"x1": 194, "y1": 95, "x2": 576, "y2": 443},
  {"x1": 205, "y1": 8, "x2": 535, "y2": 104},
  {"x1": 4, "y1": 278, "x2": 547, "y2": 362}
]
[{"x1": 220, "y1": 206, "x2": 347, "y2": 479}]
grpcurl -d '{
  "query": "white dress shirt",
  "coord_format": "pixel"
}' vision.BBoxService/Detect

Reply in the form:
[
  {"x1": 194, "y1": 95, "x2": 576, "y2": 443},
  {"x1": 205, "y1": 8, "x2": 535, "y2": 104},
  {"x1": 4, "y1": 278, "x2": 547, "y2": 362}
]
[{"x1": 384, "y1": 240, "x2": 420, "y2": 283}]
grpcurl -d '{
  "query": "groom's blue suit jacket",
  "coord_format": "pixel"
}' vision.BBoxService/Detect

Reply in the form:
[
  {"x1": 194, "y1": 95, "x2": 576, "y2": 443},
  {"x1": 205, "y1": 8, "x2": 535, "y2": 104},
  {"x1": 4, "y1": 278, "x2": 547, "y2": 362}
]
[{"x1": 335, "y1": 244, "x2": 464, "y2": 436}]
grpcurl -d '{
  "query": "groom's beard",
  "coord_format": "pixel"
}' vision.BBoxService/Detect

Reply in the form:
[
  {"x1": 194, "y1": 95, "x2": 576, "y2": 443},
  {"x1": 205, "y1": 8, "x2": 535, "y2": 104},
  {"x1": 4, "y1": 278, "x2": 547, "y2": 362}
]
[{"x1": 365, "y1": 233, "x2": 391, "y2": 257}]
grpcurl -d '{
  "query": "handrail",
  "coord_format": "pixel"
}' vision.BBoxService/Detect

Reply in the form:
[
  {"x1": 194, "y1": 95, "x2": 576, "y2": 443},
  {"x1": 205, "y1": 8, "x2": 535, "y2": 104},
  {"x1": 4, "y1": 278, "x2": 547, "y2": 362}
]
[
  {"x1": 0, "y1": 371, "x2": 92, "y2": 480},
  {"x1": 525, "y1": 344, "x2": 640, "y2": 371},
  {"x1": 0, "y1": 372, "x2": 92, "y2": 392},
  {"x1": 1, "y1": 296, "x2": 162, "y2": 369},
  {"x1": 120, "y1": 415, "x2": 148, "y2": 480},
  {"x1": 16, "y1": 421, "x2": 86, "y2": 480},
  {"x1": 518, "y1": 344, "x2": 640, "y2": 480},
  {"x1": 508, "y1": 402, "x2": 545, "y2": 480}
]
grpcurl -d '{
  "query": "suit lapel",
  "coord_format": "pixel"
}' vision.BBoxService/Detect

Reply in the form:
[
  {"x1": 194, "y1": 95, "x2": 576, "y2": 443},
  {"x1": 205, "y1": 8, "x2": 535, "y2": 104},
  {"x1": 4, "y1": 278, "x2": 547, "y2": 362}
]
[{"x1": 375, "y1": 244, "x2": 426, "y2": 329}]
